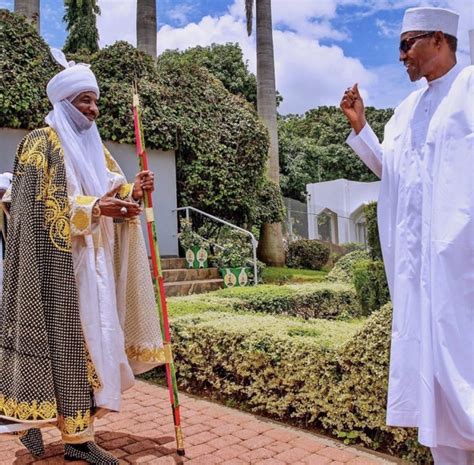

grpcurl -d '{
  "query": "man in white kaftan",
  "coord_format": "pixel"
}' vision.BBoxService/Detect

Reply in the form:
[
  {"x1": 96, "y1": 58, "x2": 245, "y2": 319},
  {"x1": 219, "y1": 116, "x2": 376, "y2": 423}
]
[{"x1": 340, "y1": 7, "x2": 473, "y2": 465}]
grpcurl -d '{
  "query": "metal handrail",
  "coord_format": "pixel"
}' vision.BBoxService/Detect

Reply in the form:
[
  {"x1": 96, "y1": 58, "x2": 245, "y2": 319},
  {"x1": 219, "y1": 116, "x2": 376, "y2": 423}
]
[{"x1": 175, "y1": 206, "x2": 258, "y2": 285}]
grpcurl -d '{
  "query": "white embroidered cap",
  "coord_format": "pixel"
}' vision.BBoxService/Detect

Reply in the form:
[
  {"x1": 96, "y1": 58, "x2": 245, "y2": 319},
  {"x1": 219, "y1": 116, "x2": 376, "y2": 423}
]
[
  {"x1": 401, "y1": 7, "x2": 459, "y2": 37},
  {"x1": 46, "y1": 48, "x2": 100, "y2": 105}
]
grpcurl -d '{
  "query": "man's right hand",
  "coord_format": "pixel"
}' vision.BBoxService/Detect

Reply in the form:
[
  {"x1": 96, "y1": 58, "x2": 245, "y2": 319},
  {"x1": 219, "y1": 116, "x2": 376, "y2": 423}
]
[
  {"x1": 98, "y1": 187, "x2": 142, "y2": 219},
  {"x1": 340, "y1": 83, "x2": 366, "y2": 134}
]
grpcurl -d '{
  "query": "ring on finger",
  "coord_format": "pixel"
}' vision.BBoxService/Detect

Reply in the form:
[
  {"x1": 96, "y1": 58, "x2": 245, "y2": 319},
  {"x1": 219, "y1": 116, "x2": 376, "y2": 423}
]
[{"x1": 120, "y1": 207, "x2": 128, "y2": 215}]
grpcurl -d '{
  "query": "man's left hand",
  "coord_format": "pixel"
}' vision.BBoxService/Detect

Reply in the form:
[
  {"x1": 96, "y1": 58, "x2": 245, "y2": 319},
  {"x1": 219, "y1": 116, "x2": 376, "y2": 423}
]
[{"x1": 132, "y1": 170, "x2": 155, "y2": 201}]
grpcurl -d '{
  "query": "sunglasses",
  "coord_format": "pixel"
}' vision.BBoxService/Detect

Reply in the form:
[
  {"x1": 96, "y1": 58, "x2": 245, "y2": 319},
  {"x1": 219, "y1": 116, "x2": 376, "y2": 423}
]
[{"x1": 399, "y1": 32, "x2": 434, "y2": 53}]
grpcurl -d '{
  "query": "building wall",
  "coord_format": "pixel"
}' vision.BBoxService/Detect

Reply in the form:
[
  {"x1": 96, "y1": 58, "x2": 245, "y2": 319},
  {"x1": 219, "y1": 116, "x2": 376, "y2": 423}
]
[
  {"x1": 0, "y1": 128, "x2": 178, "y2": 256},
  {"x1": 306, "y1": 179, "x2": 380, "y2": 244}
]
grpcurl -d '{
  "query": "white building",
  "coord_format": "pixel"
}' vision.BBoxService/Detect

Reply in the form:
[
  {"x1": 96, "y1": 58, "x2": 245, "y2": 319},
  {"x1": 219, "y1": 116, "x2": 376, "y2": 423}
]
[{"x1": 307, "y1": 179, "x2": 380, "y2": 245}]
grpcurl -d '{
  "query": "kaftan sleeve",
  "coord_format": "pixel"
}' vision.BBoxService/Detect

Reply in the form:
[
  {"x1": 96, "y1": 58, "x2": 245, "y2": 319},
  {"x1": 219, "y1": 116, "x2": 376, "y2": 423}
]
[
  {"x1": 69, "y1": 195, "x2": 99, "y2": 236},
  {"x1": 346, "y1": 123, "x2": 383, "y2": 178}
]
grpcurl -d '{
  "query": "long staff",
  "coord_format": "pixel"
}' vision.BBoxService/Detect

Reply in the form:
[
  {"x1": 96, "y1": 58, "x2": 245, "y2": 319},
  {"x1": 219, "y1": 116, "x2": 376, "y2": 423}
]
[{"x1": 132, "y1": 83, "x2": 185, "y2": 456}]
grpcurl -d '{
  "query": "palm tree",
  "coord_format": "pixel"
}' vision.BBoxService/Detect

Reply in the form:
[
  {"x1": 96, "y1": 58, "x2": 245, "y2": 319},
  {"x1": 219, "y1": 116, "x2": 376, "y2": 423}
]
[
  {"x1": 14, "y1": 0, "x2": 40, "y2": 33},
  {"x1": 246, "y1": 0, "x2": 285, "y2": 266},
  {"x1": 137, "y1": 0, "x2": 157, "y2": 57}
]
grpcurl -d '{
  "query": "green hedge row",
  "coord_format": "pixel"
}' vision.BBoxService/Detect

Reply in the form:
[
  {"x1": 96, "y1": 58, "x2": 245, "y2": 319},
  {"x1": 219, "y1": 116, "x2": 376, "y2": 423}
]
[
  {"x1": 211, "y1": 283, "x2": 361, "y2": 319},
  {"x1": 166, "y1": 306, "x2": 431, "y2": 464},
  {"x1": 326, "y1": 250, "x2": 370, "y2": 284}
]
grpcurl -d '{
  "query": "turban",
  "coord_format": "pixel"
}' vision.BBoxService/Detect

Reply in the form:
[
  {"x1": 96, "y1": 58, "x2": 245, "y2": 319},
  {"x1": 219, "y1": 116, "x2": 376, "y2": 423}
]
[
  {"x1": 401, "y1": 7, "x2": 459, "y2": 38},
  {"x1": 46, "y1": 48, "x2": 100, "y2": 105}
]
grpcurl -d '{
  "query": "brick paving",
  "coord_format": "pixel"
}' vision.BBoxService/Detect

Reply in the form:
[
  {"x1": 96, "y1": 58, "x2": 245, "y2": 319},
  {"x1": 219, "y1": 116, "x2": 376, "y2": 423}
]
[{"x1": 1, "y1": 381, "x2": 407, "y2": 465}]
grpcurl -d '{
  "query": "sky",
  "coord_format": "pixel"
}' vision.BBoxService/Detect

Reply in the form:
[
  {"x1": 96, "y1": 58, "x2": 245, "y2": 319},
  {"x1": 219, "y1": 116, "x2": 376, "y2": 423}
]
[{"x1": 1, "y1": 0, "x2": 473, "y2": 114}]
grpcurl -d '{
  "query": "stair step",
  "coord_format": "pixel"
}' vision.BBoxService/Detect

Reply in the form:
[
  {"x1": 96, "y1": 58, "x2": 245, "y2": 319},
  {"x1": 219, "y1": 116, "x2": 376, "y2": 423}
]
[
  {"x1": 161, "y1": 258, "x2": 188, "y2": 270},
  {"x1": 164, "y1": 278, "x2": 223, "y2": 297},
  {"x1": 163, "y1": 268, "x2": 220, "y2": 282}
]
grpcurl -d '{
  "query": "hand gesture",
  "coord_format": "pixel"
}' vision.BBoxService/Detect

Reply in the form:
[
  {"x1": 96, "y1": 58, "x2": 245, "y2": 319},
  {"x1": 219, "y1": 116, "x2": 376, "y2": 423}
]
[
  {"x1": 340, "y1": 83, "x2": 366, "y2": 134},
  {"x1": 132, "y1": 170, "x2": 155, "y2": 202},
  {"x1": 98, "y1": 186, "x2": 142, "y2": 219}
]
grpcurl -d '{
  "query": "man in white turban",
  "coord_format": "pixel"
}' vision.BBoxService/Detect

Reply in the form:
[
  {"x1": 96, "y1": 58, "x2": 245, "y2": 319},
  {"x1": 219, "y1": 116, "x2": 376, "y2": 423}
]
[
  {"x1": 0, "y1": 50, "x2": 166, "y2": 464},
  {"x1": 340, "y1": 7, "x2": 473, "y2": 465}
]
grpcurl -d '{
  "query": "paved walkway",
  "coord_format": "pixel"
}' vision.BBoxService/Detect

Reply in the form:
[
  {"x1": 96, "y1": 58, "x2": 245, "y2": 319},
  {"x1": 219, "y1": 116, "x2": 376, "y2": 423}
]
[{"x1": 2, "y1": 381, "x2": 406, "y2": 465}]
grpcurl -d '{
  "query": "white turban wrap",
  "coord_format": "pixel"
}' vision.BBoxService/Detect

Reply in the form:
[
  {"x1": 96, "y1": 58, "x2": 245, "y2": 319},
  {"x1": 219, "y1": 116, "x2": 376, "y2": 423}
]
[{"x1": 45, "y1": 49, "x2": 108, "y2": 198}]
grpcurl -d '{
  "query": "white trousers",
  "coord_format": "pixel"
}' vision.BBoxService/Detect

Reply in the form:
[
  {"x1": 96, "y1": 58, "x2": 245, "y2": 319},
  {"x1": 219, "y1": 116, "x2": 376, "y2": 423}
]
[{"x1": 431, "y1": 446, "x2": 474, "y2": 465}]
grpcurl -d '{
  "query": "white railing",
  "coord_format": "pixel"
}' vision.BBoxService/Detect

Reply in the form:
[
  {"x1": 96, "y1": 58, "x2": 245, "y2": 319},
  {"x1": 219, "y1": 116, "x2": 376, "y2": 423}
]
[{"x1": 175, "y1": 206, "x2": 259, "y2": 285}]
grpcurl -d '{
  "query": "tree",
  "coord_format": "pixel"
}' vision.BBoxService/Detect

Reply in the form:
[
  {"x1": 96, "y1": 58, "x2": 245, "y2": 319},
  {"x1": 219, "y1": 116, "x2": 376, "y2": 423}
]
[
  {"x1": 137, "y1": 0, "x2": 157, "y2": 57},
  {"x1": 63, "y1": 0, "x2": 100, "y2": 54},
  {"x1": 14, "y1": 0, "x2": 39, "y2": 33},
  {"x1": 246, "y1": 0, "x2": 285, "y2": 266},
  {"x1": 159, "y1": 43, "x2": 257, "y2": 106}
]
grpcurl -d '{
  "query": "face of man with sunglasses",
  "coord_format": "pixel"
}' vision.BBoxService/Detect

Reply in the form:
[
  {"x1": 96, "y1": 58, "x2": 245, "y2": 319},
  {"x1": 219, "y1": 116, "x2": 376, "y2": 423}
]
[{"x1": 399, "y1": 30, "x2": 452, "y2": 82}]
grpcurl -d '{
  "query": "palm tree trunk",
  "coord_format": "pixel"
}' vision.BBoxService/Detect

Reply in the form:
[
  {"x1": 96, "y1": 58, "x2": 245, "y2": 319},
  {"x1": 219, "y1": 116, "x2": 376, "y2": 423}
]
[
  {"x1": 14, "y1": 0, "x2": 40, "y2": 33},
  {"x1": 136, "y1": 0, "x2": 157, "y2": 57},
  {"x1": 255, "y1": 0, "x2": 285, "y2": 266}
]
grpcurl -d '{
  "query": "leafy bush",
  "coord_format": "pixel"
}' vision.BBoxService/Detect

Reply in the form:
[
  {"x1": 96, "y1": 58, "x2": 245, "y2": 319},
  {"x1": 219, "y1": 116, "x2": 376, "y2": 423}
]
[
  {"x1": 219, "y1": 283, "x2": 360, "y2": 319},
  {"x1": 353, "y1": 260, "x2": 390, "y2": 316},
  {"x1": 365, "y1": 202, "x2": 382, "y2": 261},
  {"x1": 341, "y1": 242, "x2": 367, "y2": 253},
  {"x1": 162, "y1": 306, "x2": 430, "y2": 463},
  {"x1": 326, "y1": 250, "x2": 370, "y2": 283},
  {"x1": 286, "y1": 239, "x2": 330, "y2": 270}
]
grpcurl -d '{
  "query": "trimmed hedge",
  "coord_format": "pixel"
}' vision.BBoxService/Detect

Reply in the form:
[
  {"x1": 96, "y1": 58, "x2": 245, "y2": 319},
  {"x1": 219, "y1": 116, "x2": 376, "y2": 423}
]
[
  {"x1": 326, "y1": 250, "x2": 370, "y2": 283},
  {"x1": 219, "y1": 283, "x2": 360, "y2": 319},
  {"x1": 353, "y1": 260, "x2": 390, "y2": 316},
  {"x1": 286, "y1": 239, "x2": 330, "y2": 270},
  {"x1": 171, "y1": 312, "x2": 360, "y2": 417},
  {"x1": 165, "y1": 306, "x2": 430, "y2": 463}
]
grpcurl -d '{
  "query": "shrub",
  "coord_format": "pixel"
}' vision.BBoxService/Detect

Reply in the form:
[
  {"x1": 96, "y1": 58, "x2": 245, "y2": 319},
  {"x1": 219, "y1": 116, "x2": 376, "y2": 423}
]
[
  {"x1": 162, "y1": 306, "x2": 430, "y2": 463},
  {"x1": 353, "y1": 260, "x2": 390, "y2": 316},
  {"x1": 365, "y1": 202, "x2": 382, "y2": 261},
  {"x1": 219, "y1": 283, "x2": 360, "y2": 319},
  {"x1": 341, "y1": 242, "x2": 367, "y2": 253},
  {"x1": 326, "y1": 250, "x2": 370, "y2": 283},
  {"x1": 286, "y1": 239, "x2": 330, "y2": 270}
]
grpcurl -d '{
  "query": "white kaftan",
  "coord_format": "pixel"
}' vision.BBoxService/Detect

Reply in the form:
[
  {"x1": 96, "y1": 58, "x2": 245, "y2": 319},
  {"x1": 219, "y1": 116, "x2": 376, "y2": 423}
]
[{"x1": 347, "y1": 64, "x2": 474, "y2": 450}]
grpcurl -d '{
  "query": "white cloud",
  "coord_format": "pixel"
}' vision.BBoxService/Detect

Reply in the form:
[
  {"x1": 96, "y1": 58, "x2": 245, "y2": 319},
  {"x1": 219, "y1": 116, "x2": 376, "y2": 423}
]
[
  {"x1": 169, "y1": 3, "x2": 195, "y2": 26},
  {"x1": 375, "y1": 19, "x2": 400, "y2": 37},
  {"x1": 97, "y1": 0, "x2": 136, "y2": 47}
]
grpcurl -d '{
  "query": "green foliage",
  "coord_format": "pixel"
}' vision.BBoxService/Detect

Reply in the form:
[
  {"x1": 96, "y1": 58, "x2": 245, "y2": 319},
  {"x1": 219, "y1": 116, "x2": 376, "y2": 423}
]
[
  {"x1": 0, "y1": 14, "x2": 273, "y2": 228},
  {"x1": 353, "y1": 260, "x2": 390, "y2": 316},
  {"x1": 262, "y1": 266, "x2": 327, "y2": 284},
  {"x1": 364, "y1": 202, "x2": 383, "y2": 260},
  {"x1": 223, "y1": 282, "x2": 361, "y2": 320},
  {"x1": 253, "y1": 179, "x2": 285, "y2": 225},
  {"x1": 159, "y1": 43, "x2": 257, "y2": 106},
  {"x1": 0, "y1": 10, "x2": 60, "y2": 129},
  {"x1": 212, "y1": 230, "x2": 254, "y2": 268},
  {"x1": 163, "y1": 305, "x2": 430, "y2": 462},
  {"x1": 177, "y1": 218, "x2": 208, "y2": 250},
  {"x1": 279, "y1": 107, "x2": 393, "y2": 201},
  {"x1": 341, "y1": 242, "x2": 367, "y2": 253},
  {"x1": 326, "y1": 250, "x2": 370, "y2": 283},
  {"x1": 286, "y1": 239, "x2": 330, "y2": 270},
  {"x1": 63, "y1": 0, "x2": 101, "y2": 54}
]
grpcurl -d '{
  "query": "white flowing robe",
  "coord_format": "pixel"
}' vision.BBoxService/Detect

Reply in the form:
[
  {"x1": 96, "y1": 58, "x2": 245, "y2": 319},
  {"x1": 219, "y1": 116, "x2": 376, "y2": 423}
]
[{"x1": 347, "y1": 65, "x2": 474, "y2": 450}]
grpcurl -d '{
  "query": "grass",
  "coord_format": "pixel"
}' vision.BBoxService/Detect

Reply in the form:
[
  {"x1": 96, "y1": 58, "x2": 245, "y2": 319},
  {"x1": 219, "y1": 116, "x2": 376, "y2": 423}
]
[{"x1": 262, "y1": 266, "x2": 328, "y2": 284}]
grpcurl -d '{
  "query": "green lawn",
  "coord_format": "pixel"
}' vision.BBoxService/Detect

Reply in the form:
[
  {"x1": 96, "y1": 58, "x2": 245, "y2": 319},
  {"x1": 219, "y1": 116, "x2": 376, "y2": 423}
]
[{"x1": 262, "y1": 266, "x2": 328, "y2": 284}]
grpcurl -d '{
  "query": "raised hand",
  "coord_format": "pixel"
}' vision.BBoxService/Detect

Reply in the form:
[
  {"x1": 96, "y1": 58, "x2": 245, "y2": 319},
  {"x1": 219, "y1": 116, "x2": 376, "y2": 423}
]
[
  {"x1": 98, "y1": 186, "x2": 143, "y2": 219},
  {"x1": 340, "y1": 83, "x2": 366, "y2": 134}
]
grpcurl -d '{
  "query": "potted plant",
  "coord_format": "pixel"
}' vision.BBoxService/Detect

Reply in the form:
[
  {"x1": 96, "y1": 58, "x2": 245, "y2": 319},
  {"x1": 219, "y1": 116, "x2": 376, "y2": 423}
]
[
  {"x1": 213, "y1": 231, "x2": 253, "y2": 288},
  {"x1": 178, "y1": 218, "x2": 209, "y2": 269}
]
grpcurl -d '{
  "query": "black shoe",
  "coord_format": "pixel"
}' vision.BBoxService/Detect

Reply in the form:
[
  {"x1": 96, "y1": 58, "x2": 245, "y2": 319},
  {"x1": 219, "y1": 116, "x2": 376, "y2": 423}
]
[
  {"x1": 64, "y1": 442, "x2": 119, "y2": 464},
  {"x1": 19, "y1": 428, "x2": 45, "y2": 457}
]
